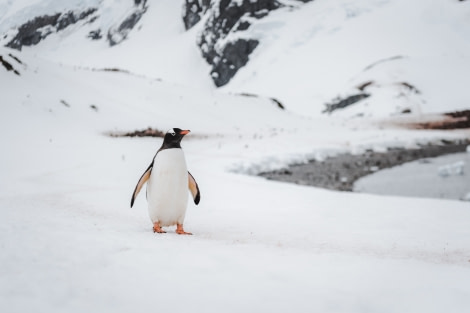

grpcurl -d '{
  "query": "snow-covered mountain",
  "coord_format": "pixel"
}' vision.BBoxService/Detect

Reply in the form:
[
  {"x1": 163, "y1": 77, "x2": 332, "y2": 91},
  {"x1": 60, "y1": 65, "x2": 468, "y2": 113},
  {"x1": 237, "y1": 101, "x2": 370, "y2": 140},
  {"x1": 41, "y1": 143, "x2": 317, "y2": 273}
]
[
  {"x1": 1, "y1": 1, "x2": 470, "y2": 313},
  {"x1": 1, "y1": 0, "x2": 469, "y2": 117}
]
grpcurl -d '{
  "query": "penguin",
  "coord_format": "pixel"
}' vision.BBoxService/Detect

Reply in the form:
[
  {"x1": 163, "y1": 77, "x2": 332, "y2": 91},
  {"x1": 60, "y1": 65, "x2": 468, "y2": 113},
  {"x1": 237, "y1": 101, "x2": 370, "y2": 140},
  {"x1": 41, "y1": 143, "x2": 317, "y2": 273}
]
[{"x1": 130, "y1": 128, "x2": 201, "y2": 235}]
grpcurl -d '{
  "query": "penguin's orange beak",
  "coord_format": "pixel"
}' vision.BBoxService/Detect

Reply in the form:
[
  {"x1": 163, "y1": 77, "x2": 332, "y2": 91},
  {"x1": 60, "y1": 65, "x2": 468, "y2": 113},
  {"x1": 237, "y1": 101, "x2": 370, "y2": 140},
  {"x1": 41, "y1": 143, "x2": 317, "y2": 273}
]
[{"x1": 180, "y1": 130, "x2": 190, "y2": 135}]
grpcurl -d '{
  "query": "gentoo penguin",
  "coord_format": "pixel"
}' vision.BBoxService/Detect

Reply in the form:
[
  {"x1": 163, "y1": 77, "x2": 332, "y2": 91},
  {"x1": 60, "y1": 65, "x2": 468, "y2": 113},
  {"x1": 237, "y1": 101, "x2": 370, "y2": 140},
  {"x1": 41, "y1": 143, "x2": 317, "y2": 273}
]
[{"x1": 130, "y1": 128, "x2": 200, "y2": 235}]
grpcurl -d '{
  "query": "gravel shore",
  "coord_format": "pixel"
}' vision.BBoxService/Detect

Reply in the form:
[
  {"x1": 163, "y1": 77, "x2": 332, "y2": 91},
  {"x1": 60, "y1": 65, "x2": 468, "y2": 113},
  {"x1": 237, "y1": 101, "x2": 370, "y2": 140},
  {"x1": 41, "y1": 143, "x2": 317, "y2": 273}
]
[{"x1": 259, "y1": 139, "x2": 470, "y2": 191}]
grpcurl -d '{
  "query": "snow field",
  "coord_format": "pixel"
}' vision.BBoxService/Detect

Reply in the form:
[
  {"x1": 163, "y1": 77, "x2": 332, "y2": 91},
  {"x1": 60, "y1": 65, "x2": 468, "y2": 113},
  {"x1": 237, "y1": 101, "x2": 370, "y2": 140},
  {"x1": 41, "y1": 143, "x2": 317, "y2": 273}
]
[
  {"x1": 2, "y1": 54, "x2": 470, "y2": 312},
  {"x1": 2, "y1": 0, "x2": 470, "y2": 312}
]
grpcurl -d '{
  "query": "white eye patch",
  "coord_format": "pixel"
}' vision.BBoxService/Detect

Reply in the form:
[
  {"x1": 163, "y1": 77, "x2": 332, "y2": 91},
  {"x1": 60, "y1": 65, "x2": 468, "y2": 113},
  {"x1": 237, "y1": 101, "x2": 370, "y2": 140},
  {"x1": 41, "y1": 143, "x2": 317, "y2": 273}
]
[{"x1": 168, "y1": 128, "x2": 176, "y2": 136}]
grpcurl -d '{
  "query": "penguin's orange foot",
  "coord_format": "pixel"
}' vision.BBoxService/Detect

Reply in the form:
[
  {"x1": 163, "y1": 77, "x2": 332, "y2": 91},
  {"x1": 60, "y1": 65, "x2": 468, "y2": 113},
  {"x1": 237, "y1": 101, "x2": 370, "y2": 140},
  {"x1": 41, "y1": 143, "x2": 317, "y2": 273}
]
[
  {"x1": 176, "y1": 224, "x2": 192, "y2": 235},
  {"x1": 153, "y1": 222, "x2": 166, "y2": 233}
]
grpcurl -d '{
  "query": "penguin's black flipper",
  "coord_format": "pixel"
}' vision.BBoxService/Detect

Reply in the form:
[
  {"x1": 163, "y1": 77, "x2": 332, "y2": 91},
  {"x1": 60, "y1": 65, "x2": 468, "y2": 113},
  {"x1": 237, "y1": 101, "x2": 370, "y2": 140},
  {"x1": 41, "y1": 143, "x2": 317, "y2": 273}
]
[
  {"x1": 131, "y1": 162, "x2": 153, "y2": 208},
  {"x1": 188, "y1": 171, "x2": 201, "y2": 205}
]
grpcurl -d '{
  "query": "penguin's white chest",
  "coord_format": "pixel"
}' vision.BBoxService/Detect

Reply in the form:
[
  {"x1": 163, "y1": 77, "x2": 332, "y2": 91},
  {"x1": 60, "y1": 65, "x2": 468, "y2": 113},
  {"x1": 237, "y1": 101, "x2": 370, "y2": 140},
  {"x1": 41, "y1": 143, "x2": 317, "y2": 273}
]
[{"x1": 147, "y1": 149, "x2": 189, "y2": 226}]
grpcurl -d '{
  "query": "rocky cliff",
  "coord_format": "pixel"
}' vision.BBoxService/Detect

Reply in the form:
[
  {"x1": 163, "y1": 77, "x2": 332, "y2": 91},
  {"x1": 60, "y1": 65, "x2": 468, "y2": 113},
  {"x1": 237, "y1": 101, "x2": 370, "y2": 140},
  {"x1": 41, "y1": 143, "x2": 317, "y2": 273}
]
[{"x1": 184, "y1": 0, "x2": 313, "y2": 87}]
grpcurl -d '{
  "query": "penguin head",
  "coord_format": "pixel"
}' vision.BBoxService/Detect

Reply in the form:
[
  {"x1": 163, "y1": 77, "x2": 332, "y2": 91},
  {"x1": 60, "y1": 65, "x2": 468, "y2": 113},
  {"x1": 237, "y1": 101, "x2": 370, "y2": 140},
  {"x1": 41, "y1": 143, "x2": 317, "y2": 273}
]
[{"x1": 160, "y1": 128, "x2": 190, "y2": 150}]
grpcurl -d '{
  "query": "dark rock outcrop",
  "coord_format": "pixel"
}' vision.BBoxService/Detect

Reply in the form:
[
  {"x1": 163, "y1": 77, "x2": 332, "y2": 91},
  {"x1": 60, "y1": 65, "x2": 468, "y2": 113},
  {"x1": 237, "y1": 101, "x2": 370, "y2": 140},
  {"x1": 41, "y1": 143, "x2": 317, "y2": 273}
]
[
  {"x1": 183, "y1": 0, "x2": 211, "y2": 30},
  {"x1": 196, "y1": 0, "x2": 283, "y2": 87},
  {"x1": 323, "y1": 93, "x2": 370, "y2": 114},
  {"x1": 6, "y1": 8, "x2": 97, "y2": 50},
  {"x1": 237, "y1": 92, "x2": 285, "y2": 109},
  {"x1": 0, "y1": 53, "x2": 24, "y2": 75},
  {"x1": 88, "y1": 29, "x2": 102, "y2": 40},
  {"x1": 107, "y1": 1, "x2": 148, "y2": 46},
  {"x1": 0, "y1": 55, "x2": 19, "y2": 75},
  {"x1": 210, "y1": 38, "x2": 259, "y2": 86},
  {"x1": 4, "y1": 1, "x2": 149, "y2": 49},
  {"x1": 184, "y1": 0, "x2": 314, "y2": 87},
  {"x1": 6, "y1": 13, "x2": 60, "y2": 50},
  {"x1": 324, "y1": 79, "x2": 421, "y2": 114}
]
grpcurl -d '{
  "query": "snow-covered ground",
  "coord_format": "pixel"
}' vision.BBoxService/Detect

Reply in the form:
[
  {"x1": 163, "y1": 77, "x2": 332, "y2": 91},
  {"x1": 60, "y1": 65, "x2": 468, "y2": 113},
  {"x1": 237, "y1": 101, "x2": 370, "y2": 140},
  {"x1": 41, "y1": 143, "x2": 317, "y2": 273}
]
[{"x1": 1, "y1": 0, "x2": 470, "y2": 312}]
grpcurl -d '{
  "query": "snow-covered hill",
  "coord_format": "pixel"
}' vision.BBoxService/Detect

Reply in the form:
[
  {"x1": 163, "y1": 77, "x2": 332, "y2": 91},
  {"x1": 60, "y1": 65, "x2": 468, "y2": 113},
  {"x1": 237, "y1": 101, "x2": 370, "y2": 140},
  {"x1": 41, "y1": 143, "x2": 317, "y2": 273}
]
[
  {"x1": 1, "y1": 1, "x2": 470, "y2": 313},
  {"x1": 1, "y1": 0, "x2": 469, "y2": 117}
]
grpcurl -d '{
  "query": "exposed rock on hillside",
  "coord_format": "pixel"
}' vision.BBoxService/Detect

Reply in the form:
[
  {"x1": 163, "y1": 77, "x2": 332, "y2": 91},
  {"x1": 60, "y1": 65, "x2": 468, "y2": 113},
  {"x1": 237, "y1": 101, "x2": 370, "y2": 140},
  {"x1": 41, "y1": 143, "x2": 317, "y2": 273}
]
[
  {"x1": 184, "y1": 0, "x2": 314, "y2": 87},
  {"x1": 3, "y1": 1, "x2": 148, "y2": 50},
  {"x1": 183, "y1": 0, "x2": 210, "y2": 30},
  {"x1": 107, "y1": 1, "x2": 148, "y2": 46},
  {"x1": 6, "y1": 9, "x2": 97, "y2": 50},
  {"x1": 196, "y1": 0, "x2": 283, "y2": 87},
  {"x1": 323, "y1": 93, "x2": 370, "y2": 114},
  {"x1": 0, "y1": 53, "x2": 24, "y2": 75}
]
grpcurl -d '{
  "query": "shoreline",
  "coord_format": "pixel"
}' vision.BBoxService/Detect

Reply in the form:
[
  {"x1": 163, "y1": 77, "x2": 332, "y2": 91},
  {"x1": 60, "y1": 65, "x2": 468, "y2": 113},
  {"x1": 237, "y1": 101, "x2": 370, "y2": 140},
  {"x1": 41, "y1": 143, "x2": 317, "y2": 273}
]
[{"x1": 259, "y1": 139, "x2": 470, "y2": 192}]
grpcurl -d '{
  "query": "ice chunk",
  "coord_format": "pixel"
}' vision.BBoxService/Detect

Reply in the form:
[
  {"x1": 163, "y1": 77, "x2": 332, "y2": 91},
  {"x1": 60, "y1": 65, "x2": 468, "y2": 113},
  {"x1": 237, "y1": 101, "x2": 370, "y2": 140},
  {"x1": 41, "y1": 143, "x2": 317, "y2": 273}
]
[{"x1": 437, "y1": 161, "x2": 465, "y2": 177}]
